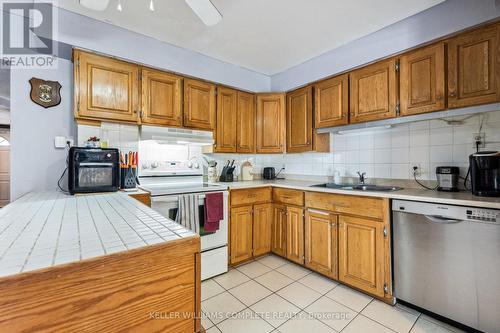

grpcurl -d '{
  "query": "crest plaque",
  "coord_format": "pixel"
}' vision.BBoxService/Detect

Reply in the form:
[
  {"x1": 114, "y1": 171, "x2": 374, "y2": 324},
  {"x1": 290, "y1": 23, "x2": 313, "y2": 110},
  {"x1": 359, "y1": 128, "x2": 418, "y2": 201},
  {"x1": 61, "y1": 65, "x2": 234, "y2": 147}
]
[{"x1": 29, "y1": 77, "x2": 62, "y2": 108}]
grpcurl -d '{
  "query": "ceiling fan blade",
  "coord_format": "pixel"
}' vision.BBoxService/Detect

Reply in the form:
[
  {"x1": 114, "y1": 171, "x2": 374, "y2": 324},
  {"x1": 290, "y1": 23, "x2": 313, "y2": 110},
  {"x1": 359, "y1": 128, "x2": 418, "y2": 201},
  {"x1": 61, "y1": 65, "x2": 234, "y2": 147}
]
[
  {"x1": 184, "y1": 0, "x2": 222, "y2": 26},
  {"x1": 79, "y1": 0, "x2": 110, "y2": 11}
]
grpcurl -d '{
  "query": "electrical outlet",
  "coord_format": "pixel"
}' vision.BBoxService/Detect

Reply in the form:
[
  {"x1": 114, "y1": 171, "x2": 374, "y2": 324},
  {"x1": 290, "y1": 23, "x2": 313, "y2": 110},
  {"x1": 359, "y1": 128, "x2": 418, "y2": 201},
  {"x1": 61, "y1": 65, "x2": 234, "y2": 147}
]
[
  {"x1": 412, "y1": 164, "x2": 422, "y2": 177},
  {"x1": 473, "y1": 132, "x2": 485, "y2": 148}
]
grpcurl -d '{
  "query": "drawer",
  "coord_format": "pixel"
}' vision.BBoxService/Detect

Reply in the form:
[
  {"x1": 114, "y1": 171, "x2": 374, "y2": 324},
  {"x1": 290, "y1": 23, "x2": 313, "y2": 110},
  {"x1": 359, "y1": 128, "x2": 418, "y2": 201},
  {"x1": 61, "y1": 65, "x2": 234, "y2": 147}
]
[
  {"x1": 230, "y1": 187, "x2": 272, "y2": 206},
  {"x1": 305, "y1": 192, "x2": 385, "y2": 220},
  {"x1": 273, "y1": 188, "x2": 304, "y2": 206}
]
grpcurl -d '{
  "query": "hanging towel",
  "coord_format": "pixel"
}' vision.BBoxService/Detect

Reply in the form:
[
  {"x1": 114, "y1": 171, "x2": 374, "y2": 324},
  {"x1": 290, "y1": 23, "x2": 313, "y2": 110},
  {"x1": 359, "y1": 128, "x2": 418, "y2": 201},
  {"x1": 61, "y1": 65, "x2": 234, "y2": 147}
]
[
  {"x1": 176, "y1": 194, "x2": 200, "y2": 233},
  {"x1": 204, "y1": 192, "x2": 223, "y2": 232}
]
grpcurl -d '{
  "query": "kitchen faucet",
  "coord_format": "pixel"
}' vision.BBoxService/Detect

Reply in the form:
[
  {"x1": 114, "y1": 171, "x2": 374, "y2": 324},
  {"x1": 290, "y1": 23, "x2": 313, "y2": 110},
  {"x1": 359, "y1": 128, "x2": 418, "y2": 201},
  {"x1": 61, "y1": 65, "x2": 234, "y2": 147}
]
[{"x1": 357, "y1": 171, "x2": 366, "y2": 184}]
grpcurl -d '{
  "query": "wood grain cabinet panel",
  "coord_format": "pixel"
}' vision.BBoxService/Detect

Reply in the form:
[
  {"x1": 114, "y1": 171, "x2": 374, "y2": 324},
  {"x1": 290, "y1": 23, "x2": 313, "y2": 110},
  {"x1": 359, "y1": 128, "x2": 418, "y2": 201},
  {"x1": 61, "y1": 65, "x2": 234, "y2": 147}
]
[
  {"x1": 230, "y1": 205, "x2": 254, "y2": 265},
  {"x1": 74, "y1": 50, "x2": 139, "y2": 123},
  {"x1": 448, "y1": 24, "x2": 500, "y2": 108},
  {"x1": 272, "y1": 204, "x2": 287, "y2": 257},
  {"x1": 230, "y1": 187, "x2": 272, "y2": 206},
  {"x1": 286, "y1": 206, "x2": 304, "y2": 265},
  {"x1": 349, "y1": 59, "x2": 397, "y2": 123},
  {"x1": 216, "y1": 87, "x2": 238, "y2": 152},
  {"x1": 141, "y1": 68, "x2": 182, "y2": 126},
  {"x1": 305, "y1": 210, "x2": 338, "y2": 279},
  {"x1": 237, "y1": 91, "x2": 256, "y2": 153},
  {"x1": 253, "y1": 203, "x2": 273, "y2": 257},
  {"x1": 183, "y1": 78, "x2": 216, "y2": 130},
  {"x1": 256, "y1": 93, "x2": 286, "y2": 153},
  {"x1": 314, "y1": 74, "x2": 349, "y2": 128},
  {"x1": 338, "y1": 215, "x2": 385, "y2": 297},
  {"x1": 400, "y1": 43, "x2": 446, "y2": 116},
  {"x1": 287, "y1": 86, "x2": 313, "y2": 153}
]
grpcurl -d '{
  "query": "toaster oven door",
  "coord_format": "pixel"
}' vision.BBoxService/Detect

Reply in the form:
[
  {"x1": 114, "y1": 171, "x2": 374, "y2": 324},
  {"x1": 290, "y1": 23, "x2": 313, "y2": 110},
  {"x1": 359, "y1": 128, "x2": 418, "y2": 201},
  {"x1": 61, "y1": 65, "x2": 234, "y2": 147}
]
[{"x1": 76, "y1": 162, "x2": 117, "y2": 189}]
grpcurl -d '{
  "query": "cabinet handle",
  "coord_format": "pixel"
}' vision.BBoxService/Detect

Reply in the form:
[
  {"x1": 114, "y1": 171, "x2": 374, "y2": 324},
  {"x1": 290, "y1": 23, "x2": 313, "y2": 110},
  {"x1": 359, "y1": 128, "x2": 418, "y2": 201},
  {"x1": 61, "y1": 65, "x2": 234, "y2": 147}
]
[{"x1": 449, "y1": 91, "x2": 456, "y2": 97}]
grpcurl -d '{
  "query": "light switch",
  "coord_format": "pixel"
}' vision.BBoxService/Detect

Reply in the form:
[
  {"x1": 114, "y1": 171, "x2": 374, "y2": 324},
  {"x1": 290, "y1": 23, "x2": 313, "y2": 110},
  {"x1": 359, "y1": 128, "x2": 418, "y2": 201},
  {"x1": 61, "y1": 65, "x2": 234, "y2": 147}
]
[{"x1": 54, "y1": 136, "x2": 67, "y2": 149}]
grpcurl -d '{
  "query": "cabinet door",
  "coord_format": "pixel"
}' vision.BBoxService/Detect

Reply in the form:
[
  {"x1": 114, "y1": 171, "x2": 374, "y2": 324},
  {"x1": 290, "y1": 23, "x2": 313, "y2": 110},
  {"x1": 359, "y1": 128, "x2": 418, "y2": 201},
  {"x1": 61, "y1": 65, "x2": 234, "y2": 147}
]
[
  {"x1": 349, "y1": 59, "x2": 397, "y2": 123},
  {"x1": 256, "y1": 93, "x2": 285, "y2": 153},
  {"x1": 253, "y1": 203, "x2": 273, "y2": 257},
  {"x1": 448, "y1": 24, "x2": 500, "y2": 108},
  {"x1": 286, "y1": 206, "x2": 304, "y2": 265},
  {"x1": 272, "y1": 204, "x2": 287, "y2": 257},
  {"x1": 183, "y1": 78, "x2": 216, "y2": 130},
  {"x1": 230, "y1": 206, "x2": 253, "y2": 265},
  {"x1": 141, "y1": 68, "x2": 182, "y2": 126},
  {"x1": 74, "y1": 50, "x2": 139, "y2": 122},
  {"x1": 304, "y1": 210, "x2": 337, "y2": 279},
  {"x1": 286, "y1": 86, "x2": 313, "y2": 153},
  {"x1": 237, "y1": 91, "x2": 256, "y2": 153},
  {"x1": 215, "y1": 87, "x2": 237, "y2": 153},
  {"x1": 314, "y1": 74, "x2": 349, "y2": 128},
  {"x1": 338, "y1": 215, "x2": 385, "y2": 297},
  {"x1": 400, "y1": 43, "x2": 446, "y2": 116}
]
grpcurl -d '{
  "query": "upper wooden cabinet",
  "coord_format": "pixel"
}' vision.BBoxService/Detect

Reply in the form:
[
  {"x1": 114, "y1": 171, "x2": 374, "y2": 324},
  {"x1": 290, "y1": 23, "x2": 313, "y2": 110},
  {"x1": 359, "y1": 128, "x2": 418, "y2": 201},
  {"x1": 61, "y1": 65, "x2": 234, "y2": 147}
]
[
  {"x1": 349, "y1": 58, "x2": 398, "y2": 123},
  {"x1": 314, "y1": 74, "x2": 349, "y2": 128},
  {"x1": 141, "y1": 68, "x2": 182, "y2": 126},
  {"x1": 183, "y1": 78, "x2": 216, "y2": 130},
  {"x1": 256, "y1": 93, "x2": 286, "y2": 153},
  {"x1": 286, "y1": 206, "x2": 304, "y2": 265},
  {"x1": 286, "y1": 86, "x2": 313, "y2": 153},
  {"x1": 215, "y1": 87, "x2": 238, "y2": 152},
  {"x1": 400, "y1": 43, "x2": 446, "y2": 116},
  {"x1": 448, "y1": 24, "x2": 500, "y2": 108},
  {"x1": 236, "y1": 91, "x2": 256, "y2": 153},
  {"x1": 74, "y1": 50, "x2": 140, "y2": 123}
]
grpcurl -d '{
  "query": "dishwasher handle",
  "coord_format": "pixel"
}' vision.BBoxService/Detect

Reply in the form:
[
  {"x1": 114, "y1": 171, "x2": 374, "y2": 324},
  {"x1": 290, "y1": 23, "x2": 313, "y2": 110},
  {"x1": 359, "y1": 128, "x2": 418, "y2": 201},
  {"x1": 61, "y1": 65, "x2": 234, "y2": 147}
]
[{"x1": 424, "y1": 215, "x2": 463, "y2": 224}]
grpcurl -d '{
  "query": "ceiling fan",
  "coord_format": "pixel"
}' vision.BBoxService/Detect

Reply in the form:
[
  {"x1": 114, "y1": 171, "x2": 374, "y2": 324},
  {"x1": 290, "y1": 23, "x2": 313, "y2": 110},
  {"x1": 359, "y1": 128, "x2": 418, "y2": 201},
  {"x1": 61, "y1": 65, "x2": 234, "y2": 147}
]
[{"x1": 78, "y1": 0, "x2": 222, "y2": 26}]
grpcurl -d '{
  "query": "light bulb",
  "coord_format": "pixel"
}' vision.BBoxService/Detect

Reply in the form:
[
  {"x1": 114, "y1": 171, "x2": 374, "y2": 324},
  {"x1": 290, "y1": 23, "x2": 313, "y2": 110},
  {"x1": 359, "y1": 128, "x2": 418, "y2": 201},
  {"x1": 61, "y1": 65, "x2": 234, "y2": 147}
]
[
  {"x1": 149, "y1": 0, "x2": 155, "y2": 11},
  {"x1": 117, "y1": 0, "x2": 122, "y2": 11}
]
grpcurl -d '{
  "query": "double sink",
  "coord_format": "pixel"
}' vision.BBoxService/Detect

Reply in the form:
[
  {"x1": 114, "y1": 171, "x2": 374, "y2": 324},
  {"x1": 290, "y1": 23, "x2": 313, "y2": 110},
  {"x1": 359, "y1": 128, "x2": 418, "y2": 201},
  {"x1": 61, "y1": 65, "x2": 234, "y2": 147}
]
[{"x1": 311, "y1": 183, "x2": 402, "y2": 192}]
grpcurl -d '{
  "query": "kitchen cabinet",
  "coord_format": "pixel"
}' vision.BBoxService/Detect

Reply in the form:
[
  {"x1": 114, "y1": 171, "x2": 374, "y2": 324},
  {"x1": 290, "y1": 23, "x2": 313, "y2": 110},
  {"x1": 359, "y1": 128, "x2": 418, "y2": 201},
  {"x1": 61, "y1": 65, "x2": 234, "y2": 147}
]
[
  {"x1": 256, "y1": 93, "x2": 286, "y2": 153},
  {"x1": 349, "y1": 58, "x2": 398, "y2": 123},
  {"x1": 272, "y1": 204, "x2": 287, "y2": 257},
  {"x1": 448, "y1": 24, "x2": 500, "y2": 108},
  {"x1": 314, "y1": 74, "x2": 349, "y2": 127},
  {"x1": 74, "y1": 49, "x2": 140, "y2": 123},
  {"x1": 141, "y1": 68, "x2": 182, "y2": 126},
  {"x1": 215, "y1": 87, "x2": 238, "y2": 152},
  {"x1": 183, "y1": 78, "x2": 216, "y2": 130},
  {"x1": 286, "y1": 206, "x2": 304, "y2": 265},
  {"x1": 338, "y1": 215, "x2": 385, "y2": 298},
  {"x1": 230, "y1": 205, "x2": 254, "y2": 264},
  {"x1": 253, "y1": 203, "x2": 273, "y2": 257},
  {"x1": 236, "y1": 91, "x2": 256, "y2": 153},
  {"x1": 304, "y1": 209, "x2": 338, "y2": 279},
  {"x1": 400, "y1": 43, "x2": 446, "y2": 116},
  {"x1": 287, "y1": 86, "x2": 313, "y2": 153}
]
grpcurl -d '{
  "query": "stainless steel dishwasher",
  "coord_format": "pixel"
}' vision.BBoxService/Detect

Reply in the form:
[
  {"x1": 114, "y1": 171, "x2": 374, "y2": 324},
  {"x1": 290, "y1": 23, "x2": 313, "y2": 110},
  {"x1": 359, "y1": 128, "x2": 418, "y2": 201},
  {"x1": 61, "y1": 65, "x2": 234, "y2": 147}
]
[{"x1": 392, "y1": 200, "x2": 500, "y2": 333}]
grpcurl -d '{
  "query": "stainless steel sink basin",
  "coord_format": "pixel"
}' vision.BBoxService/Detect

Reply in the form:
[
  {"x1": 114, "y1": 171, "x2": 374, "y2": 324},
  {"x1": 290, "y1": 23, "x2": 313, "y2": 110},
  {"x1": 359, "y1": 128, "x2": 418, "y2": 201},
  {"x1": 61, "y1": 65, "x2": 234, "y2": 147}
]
[{"x1": 310, "y1": 183, "x2": 402, "y2": 192}]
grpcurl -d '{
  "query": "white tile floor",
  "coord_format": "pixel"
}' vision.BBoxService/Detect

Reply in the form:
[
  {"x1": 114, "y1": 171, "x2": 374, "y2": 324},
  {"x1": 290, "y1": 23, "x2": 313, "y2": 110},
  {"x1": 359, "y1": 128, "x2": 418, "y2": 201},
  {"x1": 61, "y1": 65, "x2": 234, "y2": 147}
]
[{"x1": 201, "y1": 254, "x2": 466, "y2": 333}]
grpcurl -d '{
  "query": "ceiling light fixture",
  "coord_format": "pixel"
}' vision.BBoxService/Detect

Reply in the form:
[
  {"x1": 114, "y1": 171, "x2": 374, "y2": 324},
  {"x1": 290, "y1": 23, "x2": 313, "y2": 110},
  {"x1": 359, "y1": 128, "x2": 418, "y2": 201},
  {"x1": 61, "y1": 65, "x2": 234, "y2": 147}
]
[
  {"x1": 117, "y1": 0, "x2": 123, "y2": 12},
  {"x1": 149, "y1": 0, "x2": 155, "y2": 12}
]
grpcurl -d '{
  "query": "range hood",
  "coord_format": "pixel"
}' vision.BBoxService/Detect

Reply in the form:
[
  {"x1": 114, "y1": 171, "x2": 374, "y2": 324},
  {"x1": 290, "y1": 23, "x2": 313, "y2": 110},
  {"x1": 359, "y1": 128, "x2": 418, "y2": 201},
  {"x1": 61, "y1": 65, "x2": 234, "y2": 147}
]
[{"x1": 140, "y1": 125, "x2": 214, "y2": 146}]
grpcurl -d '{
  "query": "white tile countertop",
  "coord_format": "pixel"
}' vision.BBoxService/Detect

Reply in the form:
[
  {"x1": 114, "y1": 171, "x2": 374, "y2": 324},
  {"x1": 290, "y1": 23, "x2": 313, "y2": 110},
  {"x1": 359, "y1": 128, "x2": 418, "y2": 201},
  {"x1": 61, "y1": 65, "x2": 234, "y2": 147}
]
[
  {"x1": 222, "y1": 179, "x2": 500, "y2": 209},
  {"x1": 0, "y1": 191, "x2": 196, "y2": 278}
]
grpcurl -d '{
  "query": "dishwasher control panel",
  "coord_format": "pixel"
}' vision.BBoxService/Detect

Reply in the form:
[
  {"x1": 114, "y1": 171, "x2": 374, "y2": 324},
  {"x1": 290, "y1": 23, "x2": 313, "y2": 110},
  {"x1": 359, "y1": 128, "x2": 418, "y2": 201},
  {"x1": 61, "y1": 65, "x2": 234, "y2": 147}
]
[{"x1": 466, "y1": 209, "x2": 498, "y2": 223}]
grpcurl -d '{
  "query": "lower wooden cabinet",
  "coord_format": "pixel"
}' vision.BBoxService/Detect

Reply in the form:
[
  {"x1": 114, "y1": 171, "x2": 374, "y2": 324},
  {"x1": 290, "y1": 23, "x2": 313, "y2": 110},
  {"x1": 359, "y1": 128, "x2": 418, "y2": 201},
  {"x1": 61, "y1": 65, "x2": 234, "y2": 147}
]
[
  {"x1": 304, "y1": 209, "x2": 338, "y2": 279},
  {"x1": 338, "y1": 215, "x2": 385, "y2": 298},
  {"x1": 230, "y1": 206, "x2": 253, "y2": 264},
  {"x1": 271, "y1": 204, "x2": 287, "y2": 257},
  {"x1": 253, "y1": 203, "x2": 273, "y2": 257},
  {"x1": 286, "y1": 206, "x2": 304, "y2": 265}
]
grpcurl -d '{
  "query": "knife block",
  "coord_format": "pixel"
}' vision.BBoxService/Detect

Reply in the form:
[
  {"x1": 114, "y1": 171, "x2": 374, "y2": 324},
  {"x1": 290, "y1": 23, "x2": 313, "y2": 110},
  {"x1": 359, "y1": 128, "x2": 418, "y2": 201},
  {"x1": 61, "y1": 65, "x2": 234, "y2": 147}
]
[{"x1": 219, "y1": 166, "x2": 234, "y2": 182}]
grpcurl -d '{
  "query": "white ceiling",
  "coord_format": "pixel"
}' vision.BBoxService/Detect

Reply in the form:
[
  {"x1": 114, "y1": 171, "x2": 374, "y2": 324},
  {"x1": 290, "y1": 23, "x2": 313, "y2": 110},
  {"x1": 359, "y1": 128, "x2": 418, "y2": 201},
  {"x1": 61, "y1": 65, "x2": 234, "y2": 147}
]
[{"x1": 57, "y1": 0, "x2": 444, "y2": 75}]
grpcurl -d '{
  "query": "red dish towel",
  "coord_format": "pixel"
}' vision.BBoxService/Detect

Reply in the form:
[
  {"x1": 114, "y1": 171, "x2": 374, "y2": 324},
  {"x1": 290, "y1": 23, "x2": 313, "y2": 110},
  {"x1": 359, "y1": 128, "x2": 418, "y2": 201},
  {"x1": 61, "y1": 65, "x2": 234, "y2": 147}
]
[{"x1": 204, "y1": 192, "x2": 223, "y2": 232}]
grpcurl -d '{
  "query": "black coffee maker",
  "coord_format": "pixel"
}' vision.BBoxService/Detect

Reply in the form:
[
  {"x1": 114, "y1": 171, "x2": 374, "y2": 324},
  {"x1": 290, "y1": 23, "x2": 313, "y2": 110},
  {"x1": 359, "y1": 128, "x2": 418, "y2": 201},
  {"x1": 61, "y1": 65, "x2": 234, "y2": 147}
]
[{"x1": 469, "y1": 151, "x2": 500, "y2": 197}]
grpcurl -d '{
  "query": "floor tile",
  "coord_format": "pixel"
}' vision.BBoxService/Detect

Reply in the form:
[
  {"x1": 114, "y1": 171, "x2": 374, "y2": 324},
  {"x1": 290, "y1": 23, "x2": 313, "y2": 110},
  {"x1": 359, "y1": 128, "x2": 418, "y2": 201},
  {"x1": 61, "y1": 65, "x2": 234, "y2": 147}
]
[
  {"x1": 410, "y1": 317, "x2": 461, "y2": 333},
  {"x1": 298, "y1": 273, "x2": 338, "y2": 294},
  {"x1": 206, "y1": 326, "x2": 222, "y2": 333},
  {"x1": 277, "y1": 281, "x2": 322, "y2": 309},
  {"x1": 202, "y1": 279, "x2": 225, "y2": 301},
  {"x1": 276, "y1": 263, "x2": 311, "y2": 280},
  {"x1": 229, "y1": 280, "x2": 272, "y2": 306},
  {"x1": 418, "y1": 315, "x2": 467, "y2": 333},
  {"x1": 277, "y1": 311, "x2": 338, "y2": 333},
  {"x1": 342, "y1": 315, "x2": 394, "y2": 333},
  {"x1": 217, "y1": 308, "x2": 274, "y2": 333},
  {"x1": 254, "y1": 270, "x2": 294, "y2": 292},
  {"x1": 362, "y1": 299, "x2": 419, "y2": 333},
  {"x1": 250, "y1": 294, "x2": 300, "y2": 328},
  {"x1": 236, "y1": 260, "x2": 272, "y2": 278},
  {"x1": 305, "y1": 296, "x2": 357, "y2": 331},
  {"x1": 257, "y1": 255, "x2": 289, "y2": 269},
  {"x1": 325, "y1": 284, "x2": 373, "y2": 312},
  {"x1": 202, "y1": 291, "x2": 246, "y2": 325},
  {"x1": 201, "y1": 311, "x2": 214, "y2": 329},
  {"x1": 213, "y1": 269, "x2": 250, "y2": 289}
]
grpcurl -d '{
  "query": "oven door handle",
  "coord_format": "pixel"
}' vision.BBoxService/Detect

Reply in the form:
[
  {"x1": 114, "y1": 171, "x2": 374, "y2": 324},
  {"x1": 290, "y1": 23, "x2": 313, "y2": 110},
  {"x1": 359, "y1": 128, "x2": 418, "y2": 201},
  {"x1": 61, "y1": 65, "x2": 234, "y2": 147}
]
[{"x1": 79, "y1": 162, "x2": 114, "y2": 167}]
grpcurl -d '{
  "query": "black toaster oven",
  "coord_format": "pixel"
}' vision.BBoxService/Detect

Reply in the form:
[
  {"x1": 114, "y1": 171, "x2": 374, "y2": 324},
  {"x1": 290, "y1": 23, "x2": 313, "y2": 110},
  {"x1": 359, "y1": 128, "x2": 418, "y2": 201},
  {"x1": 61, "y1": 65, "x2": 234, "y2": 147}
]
[{"x1": 68, "y1": 147, "x2": 120, "y2": 195}]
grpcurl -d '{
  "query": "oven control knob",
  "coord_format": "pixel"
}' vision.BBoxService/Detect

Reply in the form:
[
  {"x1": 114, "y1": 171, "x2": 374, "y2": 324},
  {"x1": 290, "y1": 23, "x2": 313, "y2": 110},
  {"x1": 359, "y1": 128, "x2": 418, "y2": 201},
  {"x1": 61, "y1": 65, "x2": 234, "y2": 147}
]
[
  {"x1": 187, "y1": 161, "x2": 193, "y2": 168},
  {"x1": 151, "y1": 162, "x2": 159, "y2": 169},
  {"x1": 193, "y1": 162, "x2": 200, "y2": 169},
  {"x1": 142, "y1": 163, "x2": 150, "y2": 169}
]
